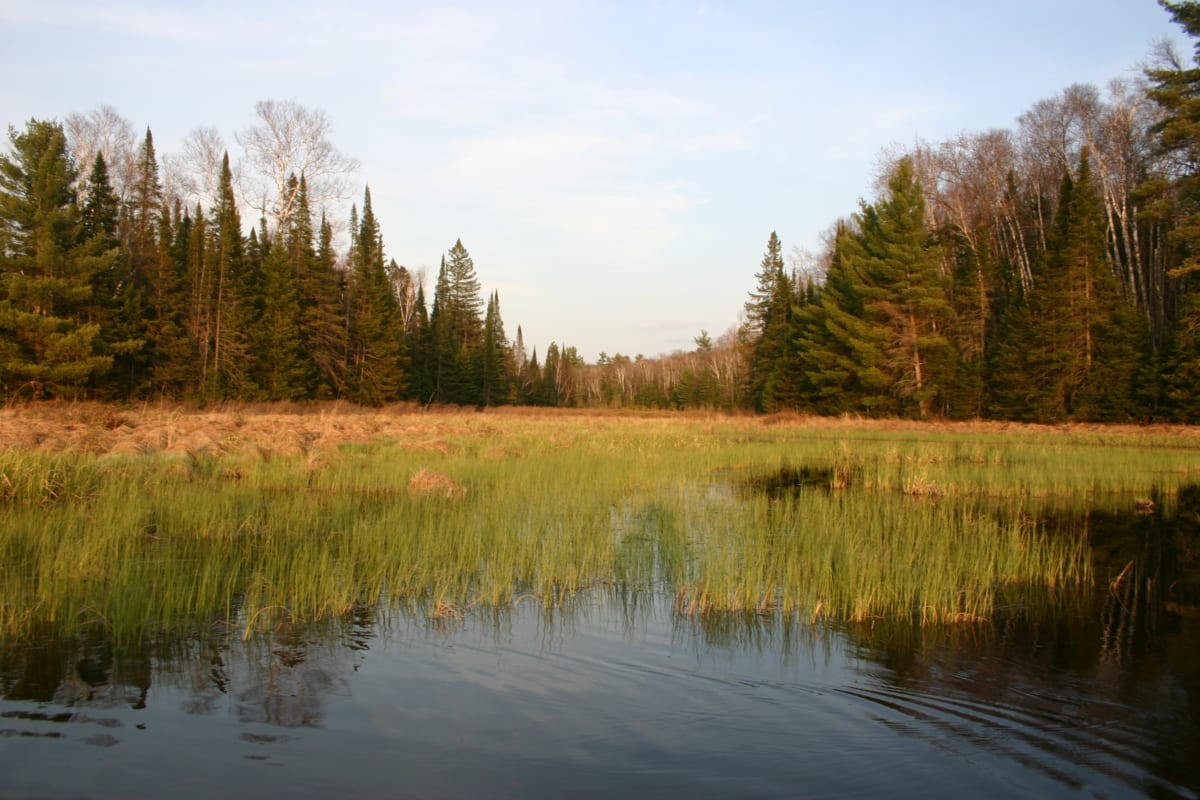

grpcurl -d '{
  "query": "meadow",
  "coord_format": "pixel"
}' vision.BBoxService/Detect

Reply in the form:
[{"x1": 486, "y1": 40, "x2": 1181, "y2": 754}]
[{"x1": 2, "y1": 402, "x2": 1197, "y2": 643}]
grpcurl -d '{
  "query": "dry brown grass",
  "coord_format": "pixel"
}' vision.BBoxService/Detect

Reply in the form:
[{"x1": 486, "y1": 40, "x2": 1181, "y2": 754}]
[
  {"x1": 407, "y1": 468, "x2": 466, "y2": 500},
  {"x1": 1, "y1": 400, "x2": 1197, "y2": 459},
  {"x1": 0, "y1": 401, "x2": 483, "y2": 458}
]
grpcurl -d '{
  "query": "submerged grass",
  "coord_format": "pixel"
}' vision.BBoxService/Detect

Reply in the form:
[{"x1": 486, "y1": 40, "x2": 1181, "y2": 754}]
[{"x1": 0, "y1": 407, "x2": 1195, "y2": 641}]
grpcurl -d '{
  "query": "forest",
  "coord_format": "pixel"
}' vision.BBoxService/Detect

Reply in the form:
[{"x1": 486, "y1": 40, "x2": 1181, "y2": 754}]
[{"x1": 4, "y1": 2, "x2": 1200, "y2": 421}]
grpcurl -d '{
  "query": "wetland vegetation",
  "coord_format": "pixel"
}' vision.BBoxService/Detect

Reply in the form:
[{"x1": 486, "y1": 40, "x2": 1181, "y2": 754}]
[{"x1": 2, "y1": 403, "x2": 1197, "y2": 645}]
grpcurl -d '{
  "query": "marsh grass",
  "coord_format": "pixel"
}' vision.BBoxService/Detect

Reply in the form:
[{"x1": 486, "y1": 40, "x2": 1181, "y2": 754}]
[{"x1": 0, "y1": 407, "x2": 1195, "y2": 641}]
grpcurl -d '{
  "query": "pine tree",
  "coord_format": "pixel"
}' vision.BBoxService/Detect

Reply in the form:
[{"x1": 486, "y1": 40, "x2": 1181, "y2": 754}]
[
  {"x1": 848, "y1": 157, "x2": 953, "y2": 417},
  {"x1": 793, "y1": 223, "x2": 890, "y2": 414},
  {"x1": 796, "y1": 160, "x2": 952, "y2": 419},
  {"x1": 0, "y1": 119, "x2": 113, "y2": 398},
  {"x1": 1142, "y1": 2, "x2": 1200, "y2": 281}
]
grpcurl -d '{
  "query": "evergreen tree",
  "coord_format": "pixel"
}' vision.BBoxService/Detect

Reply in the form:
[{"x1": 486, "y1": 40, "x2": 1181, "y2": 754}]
[
  {"x1": 793, "y1": 223, "x2": 890, "y2": 414},
  {"x1": 1142, "y1": 2, "x2": 1200, "y2": 281},
  {"x1": 797, "y1": 161, "x2": 952, "y2": 418},
  {"x1": 1144, "y1": 2, "x2": 1200, "y2": 420},
  {"x1": 152, "y1": 204, "x2": 202, "y2": 397},
  {"x1": 117, "y1": 129, "x2": 167, "y2": 397},
  {"x1": 848, "y1": 157, "x2": 952, "y2": 417},
  {"x1": 346, "y1": 187, "x2": 406, "y2": 404},
  {"x1": 290, "y1": 179, "x2": 347, "y2": 397},
  {"x1": 986, "y1": 291, "x2": 1038, "y2": 420},
  {"x1": 1020, "y1": 152, "x2": 1142, "y2": 420},
  {"x1": 80, "y1": 152, "x2": 144, "y2": 398},
  {"x1": 481, "y1": 291, "x2": 513, "y2": 405},
  {"x1": 538, "y1": 342, "x2": 561, "y2": 406},
  {"x1": 256, "y1": 229, "x2": 307, "y2": 399},
  {"x1": 206, "y1": 153, "x2": 254, "y2": 398},
  {"x1": 1061, "y1": 152, "x2": 1144, "y2": 420},
  {"x1": 429, "y1": 239, "x2": 485, "y2": 404},
  {"x1": 409, "y1": 282, "x2": 434, "y2": 403},
  {"x1": 185, "y1": 202, "x2": 215, "y2": 392},
  {"x1": 741, "y1": 231, "x2": 793, "y2": 411},
  {"x1": 0, "y1": 119, "x2": 113, "y2": 398},
  {"x1": 80, "y1": 154, "x2": 119, "y2": 241},
  {"x1": 940, "y1": 229, "x2": 997, "y2": 418},
  {"x1": 520, "y1": 347, "x2": 543, "y2": 405}
]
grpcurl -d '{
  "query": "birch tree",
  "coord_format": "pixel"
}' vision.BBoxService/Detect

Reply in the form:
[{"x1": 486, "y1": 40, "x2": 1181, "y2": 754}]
[
  {"x1": 235, "y1": 100, "x2": 359, "y2": 230},
  {"x1": 64, "y1": 105, "x2": 137, "y2": 202}
]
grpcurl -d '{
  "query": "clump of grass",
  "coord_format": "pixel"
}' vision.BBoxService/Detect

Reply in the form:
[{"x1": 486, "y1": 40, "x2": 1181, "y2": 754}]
[{"x1": 407, "y1": 468, "x2": 466, "y2": 500}]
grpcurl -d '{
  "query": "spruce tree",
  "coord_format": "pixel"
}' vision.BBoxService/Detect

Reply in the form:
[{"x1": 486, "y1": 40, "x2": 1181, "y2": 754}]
[
  {"x1": 481, "y1": 290, "x2": 513, "y2": 405},
  {"x1": 206, "y1": 153, "x2": 253, "y2": 398},
  {"x1": 409, "y1": 282, "x2": 434, "y2": 403},
  {"x1": 1021, "y1": 151, "x2": 1142, "y2": 420},
  {"x1": 152, "y1": 204, "x2": 201, "y2": 397},
  {"x1": 741, "y1": 231, "x2": 792, "y2": 411},
  {"x1": 429, "y1": 239, "x2": 485, "y2": 404},
  {"x1": 118, "y1": 129, "x2": 168, "y2": 397},
  {"x1": 256, "y1": 229, "x2": 307, "y2": 399},
  {"x1": 81, "y1": 152, "x2": 144, "y2": 399},
  {"x1": 0, "y1": 119, "x2": 113, "y2": 398},
  {"x1": 346, "y1": 187, "x2": 406, "y2": 404},
  {"x1": 289, "y1": 179, "x2": 347, "y2": 398},
  {"x1": 1062, "y1": 152, "x2": 1144, "y2": 420},
  {"x1": 1143, "y1": 2, "x2": 1200, "y2": 420}
]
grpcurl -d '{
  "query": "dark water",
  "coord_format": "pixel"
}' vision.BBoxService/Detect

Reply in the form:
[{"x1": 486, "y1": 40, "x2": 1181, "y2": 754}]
[{"x1": 1, "y1": 509, "x2": 1198, "y2": 799}]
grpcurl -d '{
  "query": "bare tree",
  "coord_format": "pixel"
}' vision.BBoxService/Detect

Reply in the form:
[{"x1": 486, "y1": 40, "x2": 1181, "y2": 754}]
[
  {"x1": 64, "y1": 105, "x2": 137, "y2": 200},
  {"x1": 162, "y1": 126, "x2": 228, "y2": 211},
  {"x1": 235, "y1": 100, "x2": 359, "y2": 230}
]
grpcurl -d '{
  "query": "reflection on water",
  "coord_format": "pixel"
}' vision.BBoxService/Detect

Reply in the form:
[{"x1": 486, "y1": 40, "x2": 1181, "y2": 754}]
[{"x1": 1, "y1": 508, "x2": 1198, "y2": 799}]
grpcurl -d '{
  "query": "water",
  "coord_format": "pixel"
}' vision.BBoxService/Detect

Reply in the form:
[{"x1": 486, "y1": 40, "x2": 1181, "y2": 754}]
[{"x1": 1, "y1": 582, "x2": 1197, "y2": 800}]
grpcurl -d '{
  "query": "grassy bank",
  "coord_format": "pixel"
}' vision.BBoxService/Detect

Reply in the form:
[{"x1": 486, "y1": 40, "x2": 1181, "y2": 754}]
[{"x1": 1, "y1": 403, "x2": 1196, "y2": 641}]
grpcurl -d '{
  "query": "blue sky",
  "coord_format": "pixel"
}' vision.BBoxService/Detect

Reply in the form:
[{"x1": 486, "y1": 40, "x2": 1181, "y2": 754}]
[{"x1": 0, "y1": 1, "x2": 1184, "y2": 360}]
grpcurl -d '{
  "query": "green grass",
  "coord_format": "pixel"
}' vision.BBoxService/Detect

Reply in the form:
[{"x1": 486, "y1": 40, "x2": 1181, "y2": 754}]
[{"x1": 0, "y1": 412, "x2": 1194, "y2": 642}]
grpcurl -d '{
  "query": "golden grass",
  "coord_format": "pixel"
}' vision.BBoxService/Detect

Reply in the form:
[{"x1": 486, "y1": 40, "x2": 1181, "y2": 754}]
[
  {"x1": 408, "y1": 468, "x2": 466, "y2": 500},
  {"x1": 4, "y1": 400, "x2": 1200, "y2": 460}
]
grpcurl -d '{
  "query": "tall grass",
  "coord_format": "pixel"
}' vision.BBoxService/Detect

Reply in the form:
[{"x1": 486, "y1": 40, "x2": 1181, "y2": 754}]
[{"x1": 0, "y1": 411, "x2": 1192, "y2": 641}]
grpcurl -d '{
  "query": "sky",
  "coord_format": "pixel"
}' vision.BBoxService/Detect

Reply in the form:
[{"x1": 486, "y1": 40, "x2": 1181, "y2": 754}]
[{"x1": 0, "y1": 1, "x2": 1186, "y2": 361}]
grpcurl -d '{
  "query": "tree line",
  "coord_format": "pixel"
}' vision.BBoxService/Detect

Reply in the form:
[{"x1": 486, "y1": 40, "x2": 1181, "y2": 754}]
[
  {"x1": 0, "y1": 115, "x2": 569, "y2": 406},
  {"x1": 608, "y1": 0, "x2": 1200, "y2": 422},
  {"x1": 4, "y1": 2, "x2": 1200, "y2": 420}
]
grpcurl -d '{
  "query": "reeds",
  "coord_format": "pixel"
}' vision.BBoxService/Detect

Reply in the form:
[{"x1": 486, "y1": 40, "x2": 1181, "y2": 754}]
[{"x1": 0, "y1": 407, "x2": 1190, "y2": 641}]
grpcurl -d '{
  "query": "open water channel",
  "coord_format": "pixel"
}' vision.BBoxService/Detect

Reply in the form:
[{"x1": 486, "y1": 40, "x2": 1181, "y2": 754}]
[{"x1": 1, "y1": 507, "x2": 1198, "y2": 799}]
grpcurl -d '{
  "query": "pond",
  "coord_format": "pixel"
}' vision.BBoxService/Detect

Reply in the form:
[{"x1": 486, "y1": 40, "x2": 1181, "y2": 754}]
[{"x1": 2, "y1": 527, "x2": 1197, "y2": 799}]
